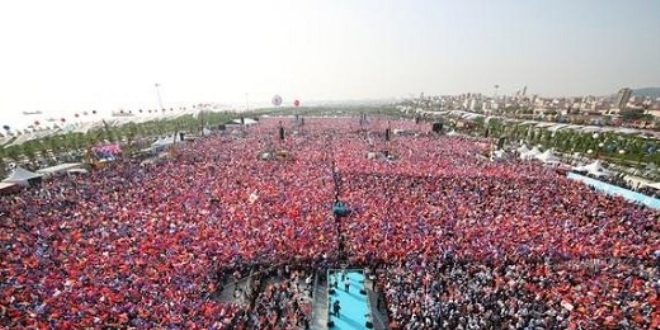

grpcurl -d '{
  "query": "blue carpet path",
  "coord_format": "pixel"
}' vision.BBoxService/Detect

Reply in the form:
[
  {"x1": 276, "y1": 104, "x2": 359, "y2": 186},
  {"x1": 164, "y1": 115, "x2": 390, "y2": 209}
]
[{"x1": 328, "y1": 270, "x2": 370, "y2": 330}]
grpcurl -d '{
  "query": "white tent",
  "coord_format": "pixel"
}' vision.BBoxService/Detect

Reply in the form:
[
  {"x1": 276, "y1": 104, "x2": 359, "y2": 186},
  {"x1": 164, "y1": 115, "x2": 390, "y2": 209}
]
[
  {"x1": 520, "y1": 146, "x2": 540, "y2": 160},
  {"x1": 3, "y1": 166, "x2": 43, "y2": 186},
  {"x1": 232, "y1": 118, "x2": 258, "y2": 126},
  {"x1": 574, "y1": 160, "x2": 611, "y2": 177},
  {"x1": 536, "y1": 150, "x2": 559, "y2": 163},
  {"x1": 644, "y1": 182, "x2": 660, "y2": 190},
  {"x1": 151, "y1": 137, "x2": 168, "y2": 146},
  {"x1": 37, "y1": 163, "x2": 82, "y2": 175},
  {"x1": 517, "y1": 145, "x2": 530, "y2": 154},
  {"x1": 584, "y1": 160, "x2": 604, "y2": 172},
  {"x1": 0, "y1": 181, "x2": 18, "y2": 192},
  {"x1": 572, "y1": 163, "x2": 587, "y2": 171},
  {"x1": 151, "y1": 134, "x2": 182, "y2": 148}
]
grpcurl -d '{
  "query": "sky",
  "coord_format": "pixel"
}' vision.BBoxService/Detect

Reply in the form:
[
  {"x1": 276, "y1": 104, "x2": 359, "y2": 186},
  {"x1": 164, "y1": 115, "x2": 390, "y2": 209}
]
[{"x1": 1, "y1": 0, "x2": 659, "y2": 129}]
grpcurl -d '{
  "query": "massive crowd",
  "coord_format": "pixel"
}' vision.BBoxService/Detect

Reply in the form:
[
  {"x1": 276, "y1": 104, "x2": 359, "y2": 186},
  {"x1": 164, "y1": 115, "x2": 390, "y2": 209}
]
[
  {"x1": 1, "y1": 117, "x2": 658, "y2": 329},
  {"x1": 596, "y1": 173, "x2": 660, "y2": 198}
]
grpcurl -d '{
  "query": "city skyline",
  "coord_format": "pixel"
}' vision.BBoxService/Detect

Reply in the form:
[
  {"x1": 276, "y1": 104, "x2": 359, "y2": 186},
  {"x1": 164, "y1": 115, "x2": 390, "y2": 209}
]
[{"x1": 1, "y1": 0, "x2": 659, "y2": 128}]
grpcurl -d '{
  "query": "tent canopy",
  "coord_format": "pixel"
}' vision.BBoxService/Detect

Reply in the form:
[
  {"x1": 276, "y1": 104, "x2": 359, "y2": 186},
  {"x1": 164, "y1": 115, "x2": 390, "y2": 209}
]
[
  {"x1": 37, "y1": 163, "x2": 82, "y2": 175},
  {"x1": 536, "y1": 150, "x2": 559, "y2": 163},
  {"x1": 149, "y1": 135, "x2": 181, "y2": 154},
  {"x1": 152, "y1": 134, "x2": 182, "y2": 148},
  {"x1": 645, "y1": 182, "x2": 660, "y2": 190},
  {"x1": 0, "y1": 181, "x2": 20, "y2": 195},
  {"x1": 573, "y1": 160, "x2": 611, "y2": 177},
  {"x1": 3, "y1": 166, "x2": 43, "y2": 186},
  {"x1": 519, "y1": 146, "x2": 541, "y2": 160},
  {"x1": 584, "y1": 160, "x2": 605, "y2": 172},
  {"x1": 0, "y1": 182, "x2": 17, "y2": 190},
  {"x1": 517, "y1": 145, "x2": 530, "y2": 154},
  {"x1": 232, "y1": 118, "x2": 258, "y2": 126}
]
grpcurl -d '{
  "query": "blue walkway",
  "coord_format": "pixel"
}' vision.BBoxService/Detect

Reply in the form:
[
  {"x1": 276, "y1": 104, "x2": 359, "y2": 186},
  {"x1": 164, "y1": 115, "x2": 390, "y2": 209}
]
[{"x1": 327, "y1": 270, "x2": 370, "y2": 330}]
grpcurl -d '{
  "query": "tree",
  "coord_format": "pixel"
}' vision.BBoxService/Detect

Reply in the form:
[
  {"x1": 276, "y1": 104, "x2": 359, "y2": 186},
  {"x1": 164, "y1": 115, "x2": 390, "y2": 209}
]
[{"x1": 620, "y1": 111, "x2": 653, "y2": 122}]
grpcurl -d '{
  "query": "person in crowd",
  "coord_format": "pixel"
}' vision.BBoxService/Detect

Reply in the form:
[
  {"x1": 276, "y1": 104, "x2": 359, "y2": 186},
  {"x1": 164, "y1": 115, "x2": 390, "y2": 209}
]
[
  {"x1": 332, "y1": 300, "x2": 341, "y2": 318},
  {"x1": 0, "y1": 117, "x2": 657, "y2": 329}
]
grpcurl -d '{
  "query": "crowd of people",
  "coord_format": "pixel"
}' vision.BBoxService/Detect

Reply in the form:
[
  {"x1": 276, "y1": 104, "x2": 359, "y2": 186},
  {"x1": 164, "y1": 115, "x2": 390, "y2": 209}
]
[
  {"x1": 1, "y1": 116, "x2": 658, "y2": 329},
  {"x1": 380, "y1": 257, "x2": 658, "y2": 329},
  {"x1": 595, "y1": 173, "x2": 660, "y2": 199},
  {"x1": 248, "y1": 268, "x2": 313, "y2": 329}
]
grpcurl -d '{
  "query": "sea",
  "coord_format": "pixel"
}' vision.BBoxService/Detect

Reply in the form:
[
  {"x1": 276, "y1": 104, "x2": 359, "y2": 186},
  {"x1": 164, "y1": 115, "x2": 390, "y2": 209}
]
[
  {"x1": 2, "y1": 102, "x2": 262, "y2": 132},
  {"x1": 3, "y1": 98, "x2": 393, "y2": 132}
]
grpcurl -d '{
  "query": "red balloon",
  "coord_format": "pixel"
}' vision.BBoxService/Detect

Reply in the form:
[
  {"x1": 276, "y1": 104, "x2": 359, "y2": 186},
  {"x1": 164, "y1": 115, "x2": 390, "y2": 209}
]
[
  {"x1": 92, "y1": 110, "x2": 97, "y2": 115},
  {"x1": 61, "y1": 118, "x2": 66, "y2": 122},
  {"x1": 75, "y1": 114, "x2": 79, "y2": 118},
  {"x1": 293, "y1": 100, "x2": 300, "y2": 107},
  {"x1": 34, "y1": 121, "x2": 40, "y2": 126},
  {"x1": 120, "y1": 110, "x2": 124, "y2": 114}
]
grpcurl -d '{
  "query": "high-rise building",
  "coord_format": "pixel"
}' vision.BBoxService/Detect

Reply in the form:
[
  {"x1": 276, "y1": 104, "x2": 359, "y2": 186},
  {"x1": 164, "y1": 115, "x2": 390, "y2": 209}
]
[
  {"x1": 469, "y1": 99, "x2": 482, "y2": 111},
  {"x1": 614, "y1": 88, "x2": 633, "y2": 110},
  {"x1": 521, "y1": 86, "x2": 527, "y2": 97}
]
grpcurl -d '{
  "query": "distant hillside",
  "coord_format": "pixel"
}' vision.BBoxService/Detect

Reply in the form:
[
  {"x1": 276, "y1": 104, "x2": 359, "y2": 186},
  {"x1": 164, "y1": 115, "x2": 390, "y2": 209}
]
[{"x1": 633, "y1": 87, "x2": 660, "y2": 99}]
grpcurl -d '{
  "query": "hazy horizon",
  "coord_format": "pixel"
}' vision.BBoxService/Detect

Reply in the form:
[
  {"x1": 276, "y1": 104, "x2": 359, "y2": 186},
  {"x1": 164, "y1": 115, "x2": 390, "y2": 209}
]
[{"x1": 1, "y1": 0, "x2": 659, "y2": 129}]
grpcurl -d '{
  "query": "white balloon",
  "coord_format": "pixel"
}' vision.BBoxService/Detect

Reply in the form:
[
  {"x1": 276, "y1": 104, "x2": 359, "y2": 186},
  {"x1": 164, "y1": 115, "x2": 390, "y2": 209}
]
[{"x1": 271, "y1": 95, "x2": 283, "y2": 106}]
